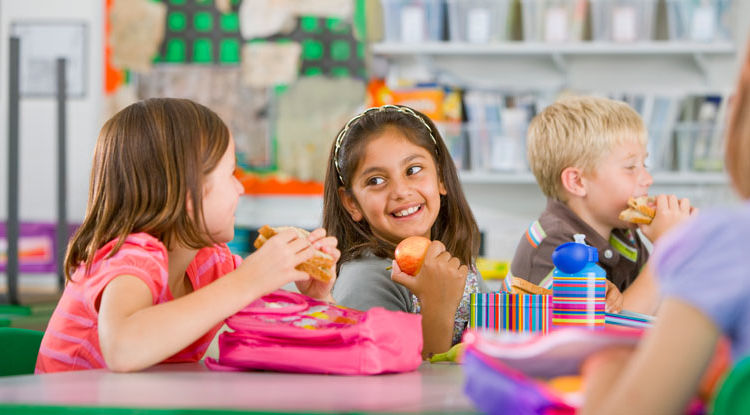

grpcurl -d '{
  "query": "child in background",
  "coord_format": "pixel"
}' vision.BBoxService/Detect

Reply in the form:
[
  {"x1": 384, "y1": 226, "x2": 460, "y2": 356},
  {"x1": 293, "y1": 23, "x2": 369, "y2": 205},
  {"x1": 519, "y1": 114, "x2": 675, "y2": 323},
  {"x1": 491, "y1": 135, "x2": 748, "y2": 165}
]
[
  {"x1": 36, "y1": 98, "x2": 339, "y2": 373},
  {"x1": 323, "y1": 105, "x2": 487, "y2": 358},
  {"x1": 581, "y1": 45, "x2": 750, "y2": 415},
  {"x1": 509, "y1": 96, "x2": 695, "y2": 314}
]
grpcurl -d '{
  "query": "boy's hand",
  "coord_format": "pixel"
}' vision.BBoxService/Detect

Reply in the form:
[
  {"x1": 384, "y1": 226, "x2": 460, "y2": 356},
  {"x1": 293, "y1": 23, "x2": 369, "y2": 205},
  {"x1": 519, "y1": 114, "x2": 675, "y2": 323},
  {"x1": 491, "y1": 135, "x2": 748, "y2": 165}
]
[
  {"x1": 391, "y1": 240, "x2": 468, "y2": 312},
  {"x1": 639, "y1": 194, "x2": 696, "y2": 242},
  {"x1": 295, "y1": 228, "x2": 340, "y2": 302},
  {"x1": 605, "y1": 280, "x2": 623, "y2": 314},
  {"x1": 238, "y1": 228, "x2": 315, "y2": 298}
]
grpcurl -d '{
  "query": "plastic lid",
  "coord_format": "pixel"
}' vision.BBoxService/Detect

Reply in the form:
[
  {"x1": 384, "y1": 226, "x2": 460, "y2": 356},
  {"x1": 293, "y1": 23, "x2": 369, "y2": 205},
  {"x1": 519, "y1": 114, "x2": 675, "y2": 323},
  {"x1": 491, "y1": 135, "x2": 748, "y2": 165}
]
[{"x1": 552, "y1": 234, "x2": 599, "y2": 274}]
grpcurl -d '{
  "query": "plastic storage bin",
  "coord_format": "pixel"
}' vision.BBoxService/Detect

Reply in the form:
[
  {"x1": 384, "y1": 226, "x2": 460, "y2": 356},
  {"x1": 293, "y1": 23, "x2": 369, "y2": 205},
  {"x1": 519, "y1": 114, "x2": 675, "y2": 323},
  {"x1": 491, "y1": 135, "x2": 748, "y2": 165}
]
[
  {"x1": 381, "y1": 0, "x2": 445, "y2": 43},
  {"x1": 522, "y1": 0, "x2": 586, "y2": 42},
  {"x1": 590, "y1": 0, "x2": 657, "y2": 42},
  {"x1": 645, "y1": 125, "x2": 675, "y2": 172},
  {"x1": 674, "y1": 122, "x2": 724, "y2": 172},
  {"x1": 465, "y1": 121, "x2": 527, "y2": 172},
  {"x1": 447, "y1": 0, "x2": 511, "y2": 43},
  {"x1": 436, "y1": 122, "x2": 467, "y2": 170},
  {"x1": 666, "y1": 0, "x2": 733, "y2": 42}
]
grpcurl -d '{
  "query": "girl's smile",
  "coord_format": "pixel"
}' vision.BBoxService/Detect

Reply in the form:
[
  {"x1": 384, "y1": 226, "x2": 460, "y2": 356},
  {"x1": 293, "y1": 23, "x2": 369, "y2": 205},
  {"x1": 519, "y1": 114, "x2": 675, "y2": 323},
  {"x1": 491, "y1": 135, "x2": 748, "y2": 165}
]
[{"x1": 391, "y1": 203, "x2": 424, "y2": 219}]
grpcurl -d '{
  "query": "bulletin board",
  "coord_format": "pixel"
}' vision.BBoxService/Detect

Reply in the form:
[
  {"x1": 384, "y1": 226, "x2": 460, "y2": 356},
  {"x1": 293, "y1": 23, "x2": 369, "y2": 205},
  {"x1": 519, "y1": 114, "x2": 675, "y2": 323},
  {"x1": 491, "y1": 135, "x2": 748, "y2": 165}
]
[
  {"x1": 155, "y1": 0, "x2": 243, "y2": 64},
  {"x1": 264, "y1": 15, "x2": 366, "y2": 79}
]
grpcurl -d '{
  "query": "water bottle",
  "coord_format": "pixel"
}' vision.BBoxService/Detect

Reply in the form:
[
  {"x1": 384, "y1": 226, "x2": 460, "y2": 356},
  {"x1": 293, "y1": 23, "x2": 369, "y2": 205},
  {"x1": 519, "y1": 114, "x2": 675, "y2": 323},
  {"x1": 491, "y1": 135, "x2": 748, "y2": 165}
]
[{"x1": 551, "y1": 234, "x2": 606, "y2": 329}]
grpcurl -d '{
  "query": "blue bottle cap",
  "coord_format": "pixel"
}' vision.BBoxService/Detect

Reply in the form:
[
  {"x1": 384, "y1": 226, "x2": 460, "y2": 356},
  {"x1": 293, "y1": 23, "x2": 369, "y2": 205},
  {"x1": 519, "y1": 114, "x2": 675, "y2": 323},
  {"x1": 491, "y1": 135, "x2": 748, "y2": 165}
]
[{"x1": 552, "y1": 236, "x2": 598, "y2": 274}]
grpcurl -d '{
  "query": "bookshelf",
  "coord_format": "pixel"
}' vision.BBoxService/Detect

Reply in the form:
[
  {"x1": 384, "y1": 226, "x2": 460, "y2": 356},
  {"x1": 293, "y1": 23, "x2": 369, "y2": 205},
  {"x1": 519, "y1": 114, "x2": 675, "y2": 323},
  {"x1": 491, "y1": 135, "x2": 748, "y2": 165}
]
[
  {"x1": 458, "y1": 171, "x2": 729, "y2": 186},
  {"x1": 370, "y1": 24, "x2": 742, "y2": 259},
  {"x1": 372, "y1": 41, "x2": 735, "y2": 56},
  {"x1": 371, "y1": 41, "x2": 737, "y2": 94}
]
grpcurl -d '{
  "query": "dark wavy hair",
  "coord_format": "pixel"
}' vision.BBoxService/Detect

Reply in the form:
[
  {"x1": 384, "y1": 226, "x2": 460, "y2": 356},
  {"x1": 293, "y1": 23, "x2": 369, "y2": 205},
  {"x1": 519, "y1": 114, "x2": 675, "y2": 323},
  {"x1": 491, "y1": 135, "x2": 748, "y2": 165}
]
[{"x1": 322, "y1": 105, "x2": 479, "y2": 271}]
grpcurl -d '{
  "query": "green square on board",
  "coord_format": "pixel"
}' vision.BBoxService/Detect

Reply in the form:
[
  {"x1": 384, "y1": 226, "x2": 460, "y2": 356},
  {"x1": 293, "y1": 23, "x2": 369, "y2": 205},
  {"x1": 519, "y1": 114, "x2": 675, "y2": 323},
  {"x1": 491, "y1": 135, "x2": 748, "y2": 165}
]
[
  {"x1": 168, "y1": 11, "x2": 186, "y2": 31},
  {"x1": 302, "y1": 39, "x2": 324, "y2": 60},
  {"x1": 193, "y1": 38, "x2": 213, "y2": 62},
  {"x1": 331, "y1": 67, "x2": 350, "y2": 77},
  {"x1": 300, "y1": 16, "x2": 322, "y2": 33},
  {"x1": 326, "y1": 17, "x2": 348, "y2": 34},
  {"x1": 304, "y1": 67, "x2": 323, "y2": 76},
  {"x1": 219, "y1": 38, "x2": 240, "y2": 63},
  {"x1": 194, "y1": 11, "x2": 214, "y2": 32},
  {"x1": 220, "y1": 13, "x2": 239, "y2": 31},
  {"x1": 165, "y1": 38, "x2": 186, "y2": 62},
  {"x1": 330, "y1": 40, "x2": 350, "y2": 61}
]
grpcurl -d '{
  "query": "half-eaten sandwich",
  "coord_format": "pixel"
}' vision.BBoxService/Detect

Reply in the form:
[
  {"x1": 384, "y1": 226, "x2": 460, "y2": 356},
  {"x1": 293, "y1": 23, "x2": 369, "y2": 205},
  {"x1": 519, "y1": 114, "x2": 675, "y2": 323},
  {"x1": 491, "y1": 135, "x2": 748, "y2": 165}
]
[
  {"x1": 510, "y1": 277, "x2": 552, "y2": 296},
  {"x1": 253, "y1": 225, "x2": 335, "y2": 283},
  {"x1": 618, "y1": 196, "x2": 656, "y2": 225}
]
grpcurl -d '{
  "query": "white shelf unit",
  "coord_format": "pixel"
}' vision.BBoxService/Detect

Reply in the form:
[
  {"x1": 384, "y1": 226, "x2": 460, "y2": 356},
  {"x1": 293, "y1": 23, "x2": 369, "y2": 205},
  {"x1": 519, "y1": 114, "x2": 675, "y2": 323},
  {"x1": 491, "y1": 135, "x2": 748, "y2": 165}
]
[
  {"x1": 458, "y1": 171, "x2": 729, "y2": 185},
  {"x1": 371, "y1": 41, "x2": 738, "y2": 93},
  {"x1": 373, "y1": 40, "x2": 738, "y2": 188},
  {"x1": 372, "y1": 41, "x2": 736, "y2": 56},
  {"x1": 371, "y1": 38, "x2": 740, "y2": 259}
]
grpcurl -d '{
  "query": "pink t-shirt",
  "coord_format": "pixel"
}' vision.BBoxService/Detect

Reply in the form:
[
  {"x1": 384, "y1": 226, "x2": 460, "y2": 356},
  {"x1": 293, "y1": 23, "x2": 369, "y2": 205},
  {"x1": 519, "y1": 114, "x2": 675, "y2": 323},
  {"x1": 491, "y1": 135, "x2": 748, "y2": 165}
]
[{"x1": 36, "y1": 232, "x2": 241, "y2": 373}]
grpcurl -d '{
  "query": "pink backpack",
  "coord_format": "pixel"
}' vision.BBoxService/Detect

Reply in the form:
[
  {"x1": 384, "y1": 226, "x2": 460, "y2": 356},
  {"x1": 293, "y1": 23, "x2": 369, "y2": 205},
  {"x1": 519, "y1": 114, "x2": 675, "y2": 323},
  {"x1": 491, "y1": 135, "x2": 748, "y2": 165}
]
[{"x1": 205, "y1": 290, "x2": 423, "y2": 375}]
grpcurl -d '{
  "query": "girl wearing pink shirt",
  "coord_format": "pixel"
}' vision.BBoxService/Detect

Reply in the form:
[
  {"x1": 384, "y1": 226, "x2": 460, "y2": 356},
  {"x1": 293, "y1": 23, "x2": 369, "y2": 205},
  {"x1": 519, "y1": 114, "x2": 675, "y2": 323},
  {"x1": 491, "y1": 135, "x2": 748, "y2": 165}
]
[{"x1": 37, "y1": 98, "x2": 339, "y2": 373}]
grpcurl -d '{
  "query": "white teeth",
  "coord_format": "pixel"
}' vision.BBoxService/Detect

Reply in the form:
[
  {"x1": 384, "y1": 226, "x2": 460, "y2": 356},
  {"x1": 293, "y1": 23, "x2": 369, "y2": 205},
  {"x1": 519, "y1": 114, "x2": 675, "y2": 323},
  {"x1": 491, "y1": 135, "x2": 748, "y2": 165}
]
[{"x1": 394, "y1": 206, "x2": 419, "y2": 217}]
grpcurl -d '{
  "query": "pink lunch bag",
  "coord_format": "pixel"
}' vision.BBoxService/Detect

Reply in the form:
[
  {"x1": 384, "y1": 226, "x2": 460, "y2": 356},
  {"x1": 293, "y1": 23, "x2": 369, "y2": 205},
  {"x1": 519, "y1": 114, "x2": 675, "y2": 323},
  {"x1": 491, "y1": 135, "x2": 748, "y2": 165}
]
[{"x1": 205, "y1": 290, "x2": 423, "y2": 375}]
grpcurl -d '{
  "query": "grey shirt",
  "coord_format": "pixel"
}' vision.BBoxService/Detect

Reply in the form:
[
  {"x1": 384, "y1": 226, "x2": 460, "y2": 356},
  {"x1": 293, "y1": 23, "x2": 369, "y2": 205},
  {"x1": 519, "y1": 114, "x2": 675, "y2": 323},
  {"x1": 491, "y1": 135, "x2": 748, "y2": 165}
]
[
  {"x1": 333, "y1": 255, "x2": 414, "y2": 312},
  {"x1": 333, "y1": 253, "x2": 488, "y2": 344}
]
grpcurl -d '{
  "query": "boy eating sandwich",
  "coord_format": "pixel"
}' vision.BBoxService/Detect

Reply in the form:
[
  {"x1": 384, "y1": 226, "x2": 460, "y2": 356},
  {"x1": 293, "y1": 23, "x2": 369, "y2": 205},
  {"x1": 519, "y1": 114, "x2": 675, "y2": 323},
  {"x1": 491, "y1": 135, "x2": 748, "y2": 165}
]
[{"x1": 509, "y1": 96, "x2": 696, "y2": 314}]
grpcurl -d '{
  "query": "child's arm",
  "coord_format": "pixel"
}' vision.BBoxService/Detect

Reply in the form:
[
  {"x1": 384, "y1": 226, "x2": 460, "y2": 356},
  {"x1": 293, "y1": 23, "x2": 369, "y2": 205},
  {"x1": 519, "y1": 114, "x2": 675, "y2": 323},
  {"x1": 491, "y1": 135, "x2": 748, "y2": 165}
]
[
  {"x1": 391, "y1": 241, "x2": 468, "y2": 359},
  {"x1": 581, "y1": 297, "x2": 720, "y2": 415},
  {"x1": 605, "y1": 280, "x2": 624, "y2": 313},
  {"x1": 98, "y1": 229, "x2": 318, "y2": 372},
  {"x1": 622, "y1": 262, "x2": 660, "y2": 314}
]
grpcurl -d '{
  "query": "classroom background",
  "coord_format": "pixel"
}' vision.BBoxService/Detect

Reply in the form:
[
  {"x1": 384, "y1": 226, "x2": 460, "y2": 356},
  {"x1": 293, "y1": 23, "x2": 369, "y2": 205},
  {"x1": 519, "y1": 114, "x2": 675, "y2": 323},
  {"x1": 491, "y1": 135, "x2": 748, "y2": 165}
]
[{"x1": 1, "y1": 0, "x2": 748, "y2": 319}]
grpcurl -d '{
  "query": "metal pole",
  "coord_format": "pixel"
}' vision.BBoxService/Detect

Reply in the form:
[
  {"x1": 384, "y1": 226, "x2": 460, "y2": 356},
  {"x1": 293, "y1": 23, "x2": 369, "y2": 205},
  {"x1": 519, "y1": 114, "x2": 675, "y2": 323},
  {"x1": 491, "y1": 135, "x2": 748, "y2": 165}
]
[
  {"x1": 56, "y1": 58, "x2": 67, "y2": 290},
  {"x1": 6, "y1": 37, "x2": 21, "y2": 305}
]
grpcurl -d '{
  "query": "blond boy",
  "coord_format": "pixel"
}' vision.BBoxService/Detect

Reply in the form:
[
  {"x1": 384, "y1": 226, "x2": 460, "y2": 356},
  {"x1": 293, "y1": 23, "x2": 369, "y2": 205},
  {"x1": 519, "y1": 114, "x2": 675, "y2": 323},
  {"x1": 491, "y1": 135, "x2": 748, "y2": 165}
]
[{"x1": 509, "y1": 96, "x2": 694, "y2": 313}]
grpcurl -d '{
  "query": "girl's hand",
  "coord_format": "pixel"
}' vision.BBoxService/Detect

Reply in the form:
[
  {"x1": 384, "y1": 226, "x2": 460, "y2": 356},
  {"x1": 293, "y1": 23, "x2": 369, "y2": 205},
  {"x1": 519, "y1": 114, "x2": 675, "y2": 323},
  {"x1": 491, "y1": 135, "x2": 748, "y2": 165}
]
[
  {"x1": 605, "y1": 280, "x2": 623, "y2": 314},
  {"x1": 237, "y1": 228, "x2": 316, "y2": 299},
  {"x1": 295, "y1": 228, "x2": 340, "y2": 302},
  {"x1": 391, "y1": 240, "x2": 468, "y2": 311},
  {"x1": 640, "y1": 194, "x2": 696, "y2": 242}
]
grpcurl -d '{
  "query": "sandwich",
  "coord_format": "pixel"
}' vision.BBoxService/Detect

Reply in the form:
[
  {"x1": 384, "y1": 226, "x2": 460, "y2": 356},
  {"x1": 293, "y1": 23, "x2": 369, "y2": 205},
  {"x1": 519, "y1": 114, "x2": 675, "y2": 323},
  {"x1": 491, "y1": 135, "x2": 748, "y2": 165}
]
[
  {"x1": 618, "y1": 196, "x2": 656, "y2": 225},
  {"x1": 253, "y1": 225, "x2": 335, "y2": 283},
  {"x1": 510, "y1": 277, "x2": 552, "y2": 296}
]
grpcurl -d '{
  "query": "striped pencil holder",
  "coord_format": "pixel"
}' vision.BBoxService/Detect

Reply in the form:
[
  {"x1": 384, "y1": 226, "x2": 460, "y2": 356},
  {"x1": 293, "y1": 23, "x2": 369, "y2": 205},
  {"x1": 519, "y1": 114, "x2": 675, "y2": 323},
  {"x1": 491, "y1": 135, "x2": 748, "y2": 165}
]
[{"x1": 470, "y1": 292, "x2": 552, "y2": 333}]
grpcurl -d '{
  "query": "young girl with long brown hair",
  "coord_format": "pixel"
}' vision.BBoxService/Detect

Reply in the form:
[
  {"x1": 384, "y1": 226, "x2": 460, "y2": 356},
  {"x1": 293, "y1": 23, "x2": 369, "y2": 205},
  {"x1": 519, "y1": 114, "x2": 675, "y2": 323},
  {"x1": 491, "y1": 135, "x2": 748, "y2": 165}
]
[
  {"x1": 37, "y1": 98, "x2": 339, "y2": 373},
  {"x1": 322, "y1": 104, "x2": 486, "y2": 358}
]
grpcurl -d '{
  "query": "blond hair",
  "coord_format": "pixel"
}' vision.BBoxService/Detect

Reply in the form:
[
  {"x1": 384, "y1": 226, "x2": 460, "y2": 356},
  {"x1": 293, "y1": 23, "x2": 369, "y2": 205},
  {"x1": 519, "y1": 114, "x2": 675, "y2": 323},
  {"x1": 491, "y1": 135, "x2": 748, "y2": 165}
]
[
  {"x1": 726, "y1": 43, "x2": 750, "y2": 199},
  {"x1": 527, "y1": 96, "x2": 647, "y2": 201}
]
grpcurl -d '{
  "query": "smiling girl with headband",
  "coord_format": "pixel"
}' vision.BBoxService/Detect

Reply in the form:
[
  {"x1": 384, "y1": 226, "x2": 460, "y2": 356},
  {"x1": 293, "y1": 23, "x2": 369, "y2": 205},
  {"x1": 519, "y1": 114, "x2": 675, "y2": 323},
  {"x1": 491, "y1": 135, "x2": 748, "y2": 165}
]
[{"x1": 322, "y1": 104, "x2": 487, "y2": 358}]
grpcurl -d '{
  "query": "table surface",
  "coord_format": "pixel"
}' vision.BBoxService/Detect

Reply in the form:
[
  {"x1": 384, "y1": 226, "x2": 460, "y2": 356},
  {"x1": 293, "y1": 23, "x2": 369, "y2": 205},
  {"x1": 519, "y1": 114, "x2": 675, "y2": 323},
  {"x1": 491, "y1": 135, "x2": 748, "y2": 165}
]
[{"x1": 0, "y1": 361, "x2": 479, "y2": 414}]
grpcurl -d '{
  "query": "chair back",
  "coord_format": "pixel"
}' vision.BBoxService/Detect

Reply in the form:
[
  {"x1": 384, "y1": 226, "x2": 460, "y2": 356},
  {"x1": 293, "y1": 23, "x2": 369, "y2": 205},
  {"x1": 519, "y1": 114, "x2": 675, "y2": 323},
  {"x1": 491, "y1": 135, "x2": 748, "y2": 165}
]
[
  {"x1": 0, "y1": 327, "x2": 44, "y2": 376},
  {"x1": 712, "y1": 355, "x2": 750, "y2": 415}
]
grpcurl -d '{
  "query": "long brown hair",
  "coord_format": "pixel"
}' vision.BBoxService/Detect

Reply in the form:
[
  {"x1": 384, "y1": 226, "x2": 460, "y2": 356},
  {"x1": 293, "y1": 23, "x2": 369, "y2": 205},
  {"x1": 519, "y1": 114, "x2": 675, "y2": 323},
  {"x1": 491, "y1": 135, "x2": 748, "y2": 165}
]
[
  {"x1": 726, "y1": 42, "x2": 750, "y2": 199},
  {"x1": 322, "y1": 105, "x2": 480, "y2": 271},
  {"x1": 65, "y1": 98, "x2": 230, "y2": 281}
]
